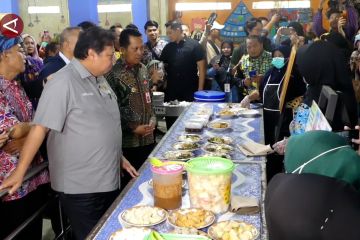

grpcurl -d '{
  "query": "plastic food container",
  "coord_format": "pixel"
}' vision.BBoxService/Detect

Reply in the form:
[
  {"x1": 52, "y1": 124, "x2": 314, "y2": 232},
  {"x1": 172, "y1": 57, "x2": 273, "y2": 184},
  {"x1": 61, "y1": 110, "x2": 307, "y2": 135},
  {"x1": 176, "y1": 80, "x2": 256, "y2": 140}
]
[
  {"x1": 151, "y1": 164, "x2": 184, "y2": 210},
  {"x1": 186, "y1": 157, "x2": 235, "y2": 214}
]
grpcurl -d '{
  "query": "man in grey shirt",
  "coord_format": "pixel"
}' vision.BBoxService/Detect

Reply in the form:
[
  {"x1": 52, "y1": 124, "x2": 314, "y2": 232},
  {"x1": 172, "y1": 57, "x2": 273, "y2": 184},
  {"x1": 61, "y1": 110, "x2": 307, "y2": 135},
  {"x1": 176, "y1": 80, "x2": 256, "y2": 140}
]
[{"x1": 0, "y1": 27, "x2": 138, "y2": 240}]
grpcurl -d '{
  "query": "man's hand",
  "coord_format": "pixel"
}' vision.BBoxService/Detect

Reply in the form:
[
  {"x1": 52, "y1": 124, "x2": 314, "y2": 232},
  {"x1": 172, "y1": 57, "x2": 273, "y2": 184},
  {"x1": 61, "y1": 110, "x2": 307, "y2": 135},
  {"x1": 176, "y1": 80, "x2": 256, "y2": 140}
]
[
  {"x1": 0, "y1": 132, "x2": 9, "y2": 148},
  {"x1": 3, "y1": 137, "x2": 26, "y2": 155},
  {"x1": 0, "y1": 168, "x2": 25, "y2": 195},
  {"x1": 270, "y1": 13, "x2": 281, "y2": 24},
  {"x1": 121, "y1": 157, "x2": 139, "y2": 178},
  {"x1": 345, "y1": 126, "x2": 360, "y2": 155},
  {"x1": 133, "y1": 125, "x2": 155, "y2": 137}
]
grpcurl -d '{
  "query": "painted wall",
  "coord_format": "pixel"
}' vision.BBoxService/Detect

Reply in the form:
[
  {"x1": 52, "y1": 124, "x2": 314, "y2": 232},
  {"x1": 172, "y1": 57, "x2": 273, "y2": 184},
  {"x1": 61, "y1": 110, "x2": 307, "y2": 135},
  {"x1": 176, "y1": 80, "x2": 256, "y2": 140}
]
[
  {"x1": 19, "y1": 0, "x2": 70, "y2": 43},
  {"x1": 168, "y1": 0, "x2": 326, "y2": 30}
]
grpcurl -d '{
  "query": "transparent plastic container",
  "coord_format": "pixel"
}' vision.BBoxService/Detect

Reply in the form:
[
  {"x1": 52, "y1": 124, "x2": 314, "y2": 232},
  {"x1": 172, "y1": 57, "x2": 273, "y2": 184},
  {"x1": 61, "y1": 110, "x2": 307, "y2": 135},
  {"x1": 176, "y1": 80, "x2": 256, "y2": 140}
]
[
  {"x1": 186, "y1": 157, "x2": 235, "y2": 214},
  {"x1": 151, "y1": 164, "x2": 183, "y2": 210}
]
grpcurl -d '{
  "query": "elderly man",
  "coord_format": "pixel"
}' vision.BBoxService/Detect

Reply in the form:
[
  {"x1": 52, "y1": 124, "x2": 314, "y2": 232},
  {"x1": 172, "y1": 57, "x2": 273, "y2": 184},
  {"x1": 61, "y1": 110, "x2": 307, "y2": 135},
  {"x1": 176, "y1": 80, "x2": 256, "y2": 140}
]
[
  {"x1": 106, "y1": 28, "x2": 157, "y2": 189},
  {"x1": 38, "y1": 27, "x2": 81, "y2": 84},
  {"x1": 238, "y1": 35, "x2": 272, "y2": 107},
  {"x1": 0, "y1": 27, "x2": 138, "y2": 240}
]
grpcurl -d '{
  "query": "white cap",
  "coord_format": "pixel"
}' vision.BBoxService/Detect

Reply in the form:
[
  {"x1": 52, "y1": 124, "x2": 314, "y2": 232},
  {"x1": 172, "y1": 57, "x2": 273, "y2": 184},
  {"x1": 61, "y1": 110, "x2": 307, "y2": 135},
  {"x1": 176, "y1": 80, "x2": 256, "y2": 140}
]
[{"x1": 211, "y1": 21, "x2": 225, "y2": 30}]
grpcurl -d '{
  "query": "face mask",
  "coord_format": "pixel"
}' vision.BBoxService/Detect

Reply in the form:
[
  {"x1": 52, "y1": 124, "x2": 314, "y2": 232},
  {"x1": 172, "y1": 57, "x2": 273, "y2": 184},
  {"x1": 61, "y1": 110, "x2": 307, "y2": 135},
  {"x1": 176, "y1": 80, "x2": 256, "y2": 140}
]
[{"x1": 272, "y1": 57, "x2": 285, "y2": 69}]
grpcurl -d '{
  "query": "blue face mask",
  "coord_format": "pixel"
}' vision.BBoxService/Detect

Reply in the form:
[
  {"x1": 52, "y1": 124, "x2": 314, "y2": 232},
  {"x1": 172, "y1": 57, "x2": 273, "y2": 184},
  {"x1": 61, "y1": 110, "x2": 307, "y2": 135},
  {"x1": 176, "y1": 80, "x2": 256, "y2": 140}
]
[{"x1": 272, "y1": 57, "x2": 285, "y2": 69}]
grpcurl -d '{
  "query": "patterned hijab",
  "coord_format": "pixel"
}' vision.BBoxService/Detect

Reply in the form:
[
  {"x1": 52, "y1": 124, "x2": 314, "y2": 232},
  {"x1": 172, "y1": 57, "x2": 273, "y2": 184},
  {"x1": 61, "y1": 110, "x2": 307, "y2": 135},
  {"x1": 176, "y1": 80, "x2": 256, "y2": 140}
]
[{"x1": 0, "y1": 34, "x2": 21, "y2": 53}]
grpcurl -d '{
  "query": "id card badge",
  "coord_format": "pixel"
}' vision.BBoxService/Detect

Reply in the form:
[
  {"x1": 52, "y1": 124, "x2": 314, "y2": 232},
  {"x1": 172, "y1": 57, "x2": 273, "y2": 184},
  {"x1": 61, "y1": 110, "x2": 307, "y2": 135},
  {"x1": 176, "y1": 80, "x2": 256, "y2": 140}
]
[
  {"x1": 145, "y1": 92, "x2": 152, "y2": 103},
  {"x1": 224, "y1": 83, "x2": 231, "y2": 93}
]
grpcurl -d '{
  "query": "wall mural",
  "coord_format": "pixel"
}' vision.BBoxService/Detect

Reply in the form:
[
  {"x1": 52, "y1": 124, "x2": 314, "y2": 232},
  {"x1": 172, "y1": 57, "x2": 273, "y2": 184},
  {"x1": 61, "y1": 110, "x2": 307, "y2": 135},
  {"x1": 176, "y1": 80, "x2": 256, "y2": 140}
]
[
  {"x1": 220, "y1": 1, "x2": 313, "y2": 43},
  {"x1": 220, "y1": 1, "x2": 254, "y2": 42}
]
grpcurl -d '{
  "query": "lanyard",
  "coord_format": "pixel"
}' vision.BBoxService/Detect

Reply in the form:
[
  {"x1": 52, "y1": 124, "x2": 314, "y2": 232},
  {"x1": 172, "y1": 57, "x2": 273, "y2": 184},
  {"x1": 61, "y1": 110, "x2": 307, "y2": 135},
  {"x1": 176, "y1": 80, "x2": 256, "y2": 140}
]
[{"x1": 291, "y1": 145, "x2": 350, "y2": 174}]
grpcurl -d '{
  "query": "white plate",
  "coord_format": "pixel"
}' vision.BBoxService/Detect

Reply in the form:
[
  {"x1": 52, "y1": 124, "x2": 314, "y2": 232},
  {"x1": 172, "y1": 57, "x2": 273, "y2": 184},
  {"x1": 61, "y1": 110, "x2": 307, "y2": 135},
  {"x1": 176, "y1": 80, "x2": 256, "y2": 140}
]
[
  {"x1": 173, "y1": 142, "x2": 201, "y2": 151},
  {"x1": 202, "y1": 152, "x2": 231, "y2": 159},
  {"x1": 163, "y1": 150, "x2": 195, "y2": 161},
  {"x1": 108, "y1": 227, "x2": 151, "y2": 240},
  {"x1": 208, "y1": 220, "x2": 259, "y2": 240},
  {"x1": 178, "y1": 134, "x2": 202, "y2": 143},
  {"x1": 168, "y1": 208, "x2": 215, "y2": 229},
  {"x1": 119, "y1": 206, "x2": 168, "y2": 227},
  {"x1": 238, "y1": 109, "x2": 260, "y2": 117},
  {"x1": 207, "y1": 121, "x2": 231, "y2": 131}
]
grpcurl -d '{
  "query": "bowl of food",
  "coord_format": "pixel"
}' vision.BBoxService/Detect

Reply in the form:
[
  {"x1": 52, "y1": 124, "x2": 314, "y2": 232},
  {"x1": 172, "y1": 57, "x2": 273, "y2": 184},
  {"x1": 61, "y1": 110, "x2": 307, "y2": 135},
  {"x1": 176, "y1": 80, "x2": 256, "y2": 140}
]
[
  {"x1": 208, "y1": 121, "x2": 231, "y2": 131},
  {"x1": 178, "y1": 134, "x2": 202, "y2": 143},
  {"x1": 173, "y1": 142, "x2": 201, "y2": 151},
  {"x1": 238, "y1": 109, "x2": 261, "y2": 118},
  {"x1": 208, "y1": 220, "x2": 259, "y2": 240},
  {"x1": 203, "y1": 143, "x2": 233, "y2": 153},
  {"x1": 217, "y1": 109, "x2": 238, "y2": 119},
  {"x1": 119, "y1": 206, "x2": 168, "y2": 227},
  {"x1": 163, "y1": 150, "x2": 195, "y2": 161},
  {"x1": 207, "y1": 136, "x2": 233, "y2": 145},
  {"x1": 168, "y1": 208, "x2": 215, "y2": 229}
]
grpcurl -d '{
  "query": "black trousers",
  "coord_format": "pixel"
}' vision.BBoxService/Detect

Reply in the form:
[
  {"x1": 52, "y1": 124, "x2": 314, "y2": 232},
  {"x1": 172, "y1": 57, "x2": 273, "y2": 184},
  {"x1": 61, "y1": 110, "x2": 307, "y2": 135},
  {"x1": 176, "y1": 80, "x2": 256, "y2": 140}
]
[
  {"x1": 122, "y1": 143, "x2": 155, "y2": 190},
  {"x1": 0, "y1": 184, "x2": 49, "y2": 240},
  {"x1": 58, "y1": 190, "x2": 119, "y2": 240}
]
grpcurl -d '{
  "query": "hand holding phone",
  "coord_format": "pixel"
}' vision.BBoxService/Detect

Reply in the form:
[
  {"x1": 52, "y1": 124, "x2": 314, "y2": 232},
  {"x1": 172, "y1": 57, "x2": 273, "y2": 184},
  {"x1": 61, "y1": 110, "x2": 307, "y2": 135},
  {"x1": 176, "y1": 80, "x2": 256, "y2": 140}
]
[{"x1": 208, "y1": 12, "x2": 217, "y2": 26}]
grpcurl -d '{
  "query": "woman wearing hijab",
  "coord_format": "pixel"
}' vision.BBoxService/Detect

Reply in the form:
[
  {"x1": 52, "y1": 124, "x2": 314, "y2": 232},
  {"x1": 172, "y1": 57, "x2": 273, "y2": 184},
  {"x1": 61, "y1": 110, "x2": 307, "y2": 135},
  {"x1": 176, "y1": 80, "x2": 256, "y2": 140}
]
[
  {"x1": 260, "y1": 45, "x2": 306, "y2": 145},
  {"x1": 0, "y1": 35, "x2": 49, "y2": 239},
  {"x1": 20, "y1": 34, "x2": 44, "y2": 109},
  {"x1": 266, "y1": 130, "x2": 360, "y2": 240},
  {"x1": 293, "y1": 40, "x2": 358, "y2": 134},
  {"x1": 208, "y1": 40, "x2": 239, "y2": 102}
]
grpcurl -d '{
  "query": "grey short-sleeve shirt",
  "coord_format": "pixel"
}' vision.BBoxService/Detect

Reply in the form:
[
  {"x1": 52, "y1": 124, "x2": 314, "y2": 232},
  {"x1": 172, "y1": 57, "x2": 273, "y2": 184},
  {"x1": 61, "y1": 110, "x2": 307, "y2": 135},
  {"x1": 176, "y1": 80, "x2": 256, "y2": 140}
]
[{"x1": 33, "y1": 59, "x2": 122, "y2": 194}]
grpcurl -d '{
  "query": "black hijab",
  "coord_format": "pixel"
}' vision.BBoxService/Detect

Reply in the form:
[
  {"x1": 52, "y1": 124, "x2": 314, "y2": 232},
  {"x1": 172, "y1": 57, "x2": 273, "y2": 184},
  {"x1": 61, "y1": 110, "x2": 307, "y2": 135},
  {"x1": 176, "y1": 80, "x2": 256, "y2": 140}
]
[{"x1": 296, "y1": 41, "x2": 358, "y2": 128}]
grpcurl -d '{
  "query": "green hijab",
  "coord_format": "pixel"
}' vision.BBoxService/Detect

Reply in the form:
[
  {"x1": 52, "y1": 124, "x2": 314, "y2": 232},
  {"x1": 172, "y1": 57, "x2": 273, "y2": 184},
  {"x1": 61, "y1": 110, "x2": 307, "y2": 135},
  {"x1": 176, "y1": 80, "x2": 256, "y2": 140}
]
[{"x1": 285, "y1": 130, "x2": 360, "y2": 190}]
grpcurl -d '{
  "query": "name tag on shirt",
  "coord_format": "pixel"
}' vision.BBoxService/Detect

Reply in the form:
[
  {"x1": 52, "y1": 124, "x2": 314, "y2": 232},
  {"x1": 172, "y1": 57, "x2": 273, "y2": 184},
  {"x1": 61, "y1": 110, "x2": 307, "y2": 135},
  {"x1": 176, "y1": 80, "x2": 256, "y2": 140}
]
[
  {"x1": 224, "y1": 83, "x2": 231, "y2": 93},
  {"x1": 145, "y1": 92, "x2": 151, "y2": 104}
]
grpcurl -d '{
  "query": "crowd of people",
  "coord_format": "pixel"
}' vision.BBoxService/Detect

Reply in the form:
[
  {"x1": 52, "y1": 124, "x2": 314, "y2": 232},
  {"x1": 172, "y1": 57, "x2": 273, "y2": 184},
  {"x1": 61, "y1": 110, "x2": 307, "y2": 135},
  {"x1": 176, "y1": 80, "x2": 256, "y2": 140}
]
[{"x1": 0, "y1": 0, "x2": 360, "y2": 239}]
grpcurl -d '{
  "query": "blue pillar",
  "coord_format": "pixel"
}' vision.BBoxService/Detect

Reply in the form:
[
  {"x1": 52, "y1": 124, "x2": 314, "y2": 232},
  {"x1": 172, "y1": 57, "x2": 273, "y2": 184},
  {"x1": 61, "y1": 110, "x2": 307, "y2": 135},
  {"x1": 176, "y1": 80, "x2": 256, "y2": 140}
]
[
  {"x1": 0, "y1": 0, "x2": 19, "y2": 15},
  {"x1": 68, "y1": 0, "x2": 99, "y2": 27},
  {"x1": 132, "y1": 0, "x2": 149, "y2": 41}
]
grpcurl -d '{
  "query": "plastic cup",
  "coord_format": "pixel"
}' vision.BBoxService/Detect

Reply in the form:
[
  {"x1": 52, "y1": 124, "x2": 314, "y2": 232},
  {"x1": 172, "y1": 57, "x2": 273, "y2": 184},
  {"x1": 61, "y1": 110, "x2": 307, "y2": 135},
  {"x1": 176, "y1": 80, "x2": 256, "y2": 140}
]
[
  {"x1": 186, "y1": 157, "x2": 235, "y2": 214},
  {"x1": 151, "y1": 164, "x2": 183, "y2": 210}
]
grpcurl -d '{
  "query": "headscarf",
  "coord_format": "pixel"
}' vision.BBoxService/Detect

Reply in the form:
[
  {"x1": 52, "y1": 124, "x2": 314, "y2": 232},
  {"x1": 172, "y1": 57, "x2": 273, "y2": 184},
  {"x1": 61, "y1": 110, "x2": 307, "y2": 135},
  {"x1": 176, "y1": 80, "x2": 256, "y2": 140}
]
[
  {"x1": 320, "y1": 31, "x2": 352, "y2": 60},
  {"x1": 296, "y1": 41, "x2": 358, "y2": 128},
  {"x1": 0, "y1": 35, "x2": 21, "y2": 53},
  {"x1": 285, "y1": 130, "x2": 360, "y2": 190},
  {"x1": 272, "y1": 44, "x2": 291, "y2": 59},
  {"x1": 21, "y1": 33, "x2": 42, "y2": 61}
]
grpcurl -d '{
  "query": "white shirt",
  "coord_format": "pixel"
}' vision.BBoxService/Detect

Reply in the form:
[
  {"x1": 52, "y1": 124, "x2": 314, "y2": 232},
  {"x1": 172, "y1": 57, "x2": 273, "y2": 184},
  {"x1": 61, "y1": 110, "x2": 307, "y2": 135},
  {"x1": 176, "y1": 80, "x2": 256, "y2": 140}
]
[{"x1": 59, "y1": 52, "x2": 70, "y2": 65}]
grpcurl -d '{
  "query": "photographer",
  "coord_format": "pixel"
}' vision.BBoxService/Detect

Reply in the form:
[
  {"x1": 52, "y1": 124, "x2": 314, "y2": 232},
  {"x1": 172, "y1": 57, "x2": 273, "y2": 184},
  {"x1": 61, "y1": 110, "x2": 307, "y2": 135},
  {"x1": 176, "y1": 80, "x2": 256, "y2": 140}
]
[{"x1": 313, "y1": 0, "x2": 358, "y2": 41}]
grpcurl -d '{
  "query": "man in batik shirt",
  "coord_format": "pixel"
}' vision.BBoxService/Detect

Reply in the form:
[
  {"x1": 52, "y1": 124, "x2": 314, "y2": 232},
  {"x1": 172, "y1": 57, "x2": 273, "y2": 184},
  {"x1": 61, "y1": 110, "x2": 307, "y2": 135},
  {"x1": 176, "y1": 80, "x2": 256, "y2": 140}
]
[{"x1": 106, "y1": 28, "x2": 159, "y2": 189}]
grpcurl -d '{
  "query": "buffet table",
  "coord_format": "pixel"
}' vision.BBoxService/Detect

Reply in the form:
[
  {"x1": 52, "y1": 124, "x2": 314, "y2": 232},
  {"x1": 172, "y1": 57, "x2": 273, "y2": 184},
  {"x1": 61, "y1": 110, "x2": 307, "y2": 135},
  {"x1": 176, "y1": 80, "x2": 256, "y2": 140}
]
[{"x1": 87, "y1": 103, "x2": 267, "y2": 240}]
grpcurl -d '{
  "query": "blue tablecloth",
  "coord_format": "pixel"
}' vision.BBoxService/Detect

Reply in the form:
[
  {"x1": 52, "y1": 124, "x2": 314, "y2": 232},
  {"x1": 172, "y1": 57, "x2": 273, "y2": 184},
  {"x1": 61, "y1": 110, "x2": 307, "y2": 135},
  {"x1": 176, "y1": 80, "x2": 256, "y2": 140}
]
[{"x1": 90, "y1": 103, "x2": 267, "y2": 240}]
